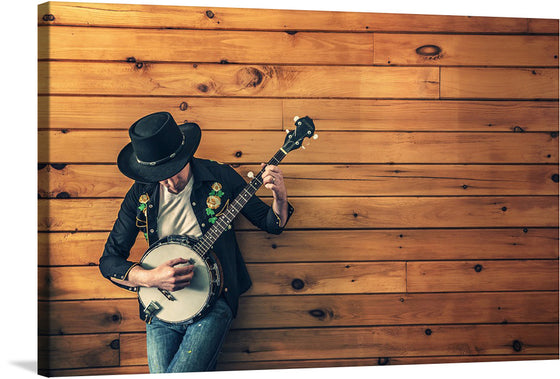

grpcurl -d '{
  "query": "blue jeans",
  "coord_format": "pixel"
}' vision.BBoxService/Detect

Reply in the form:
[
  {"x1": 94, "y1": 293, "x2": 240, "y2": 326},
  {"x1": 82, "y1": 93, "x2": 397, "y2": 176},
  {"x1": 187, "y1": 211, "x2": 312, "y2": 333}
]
[{"x1": 145, "y1": 297, "x2": 233, "y2": 373}]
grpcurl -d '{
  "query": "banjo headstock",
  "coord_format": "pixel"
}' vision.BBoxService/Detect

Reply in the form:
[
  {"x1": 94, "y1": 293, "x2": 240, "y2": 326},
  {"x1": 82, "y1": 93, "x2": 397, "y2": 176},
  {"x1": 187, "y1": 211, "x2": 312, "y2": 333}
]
[{"x1": 282, "y1": 116, "x2": 317, "y2": 153}]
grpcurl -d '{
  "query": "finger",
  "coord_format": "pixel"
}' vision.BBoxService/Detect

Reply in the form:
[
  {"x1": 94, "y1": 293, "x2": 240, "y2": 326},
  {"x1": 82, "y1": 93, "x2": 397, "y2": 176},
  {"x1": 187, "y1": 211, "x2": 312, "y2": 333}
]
[
  {"x1": 166, "y1": 257, "x2": 190, "y2": 267},
  {"x1": 174, "y1": 264, "x2": 195, "y2": 275}
]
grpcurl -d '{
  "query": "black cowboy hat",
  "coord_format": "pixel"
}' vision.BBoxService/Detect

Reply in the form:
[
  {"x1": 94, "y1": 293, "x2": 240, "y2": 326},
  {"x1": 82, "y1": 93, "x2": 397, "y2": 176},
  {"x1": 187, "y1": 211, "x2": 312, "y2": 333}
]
[{"x1": 117, "y1": 111, "x2": 201, "y2": 183}]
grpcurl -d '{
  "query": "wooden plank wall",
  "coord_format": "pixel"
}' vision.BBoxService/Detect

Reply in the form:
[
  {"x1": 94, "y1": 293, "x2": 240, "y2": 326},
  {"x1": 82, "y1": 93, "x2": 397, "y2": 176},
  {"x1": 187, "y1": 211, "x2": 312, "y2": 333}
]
[{"x1": 37, "y1": 2, "x2": 559, "y2": 376}]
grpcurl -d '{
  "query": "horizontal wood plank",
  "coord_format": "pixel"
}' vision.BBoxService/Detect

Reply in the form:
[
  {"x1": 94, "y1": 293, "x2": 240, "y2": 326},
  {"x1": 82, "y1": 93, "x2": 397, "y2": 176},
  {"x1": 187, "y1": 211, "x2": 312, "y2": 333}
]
[
  {"x1": 38, "y1": 262, "x2": 405, "y2": 300},
  {"x1": 38, "y1": 164, "x2": 560, "y2": 199},
  {"x1": 38, "y1": 2, "x2": 542, "y2": 33},
  {"x1": 38, "y1": 259, "x2": 558, "y2": 301},
  {"x1": 245, "y1": 262, "x2": 405, "y2": 295},
  {"x1": 374, "y1": 34, "x2": 559, "y2": 67},
  {"x1": 407, "y1": 260, "x2": 559, "y2": 292},
  {"x1": 528, "y1": 18, "x2": 560, "y2": 34},
  {"x1": 441, "y1": 68, "x2": 559, "y2": 99},
  {"x1": 217, "y1": 354, "x2": 559, "y2": 371},
  {"x1": 40, "y1": 97, "x2": 559, "y2": 132},
  {"x1": 39, "y1": 62, "x2": 440, "y2": 98},
  {"x1": 39, "y1": 130, "x2": 559, "y2": 164},
  {"x1": 41, "y1": 354, "x2": 560, "y2": 376},
  {"x1": 39, "y1": 292, "x2": 559, "y2": 334},
  {"x1": 39, "y1": 96, "x2": 283, "y2": 130},
  {"x1": 40, "y1": 26, "x2": 374, "y2": 65},
  {"x1": 236, "y1": 228, "x2": 559, "y2": 262},
  {"x1": 283, "y1": 99, "x2": 559, "y2": 132},
  {"x1": 38, "y1": 196, "x2": 559, "y2": 232},
  {"x1": 39, "y1": 333, "x2": 119, "y2": 370},
  {"x1": 39, "y1": 228, "x2": 559, "y2": 267},
  {"x1": 120, "y1": 324, "x2": 559, "y2": 365},
  {"x1": 38, "y1": 266, "x2": 134, "y2": 301}
]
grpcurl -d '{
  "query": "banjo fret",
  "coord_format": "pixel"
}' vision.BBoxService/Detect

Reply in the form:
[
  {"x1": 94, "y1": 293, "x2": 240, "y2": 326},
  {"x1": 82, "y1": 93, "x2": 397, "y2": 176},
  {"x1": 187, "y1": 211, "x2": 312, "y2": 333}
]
[{"x1": 194, "y1": 148, "x2": 287, "y2": 256}]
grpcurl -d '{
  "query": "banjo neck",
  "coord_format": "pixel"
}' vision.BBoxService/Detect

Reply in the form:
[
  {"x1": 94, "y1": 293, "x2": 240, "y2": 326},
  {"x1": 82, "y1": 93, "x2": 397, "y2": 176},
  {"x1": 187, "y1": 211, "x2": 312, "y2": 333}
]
[{"x1": 193, "y1": 148, "x2": 288, "y2": 257}]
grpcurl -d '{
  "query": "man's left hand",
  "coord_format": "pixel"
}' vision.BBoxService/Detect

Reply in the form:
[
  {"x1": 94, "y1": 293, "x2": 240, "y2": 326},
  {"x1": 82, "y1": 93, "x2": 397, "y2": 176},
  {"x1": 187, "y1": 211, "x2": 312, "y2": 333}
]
[{"x1": 261, "y1": 163, "x2": 287, "y2": 201}]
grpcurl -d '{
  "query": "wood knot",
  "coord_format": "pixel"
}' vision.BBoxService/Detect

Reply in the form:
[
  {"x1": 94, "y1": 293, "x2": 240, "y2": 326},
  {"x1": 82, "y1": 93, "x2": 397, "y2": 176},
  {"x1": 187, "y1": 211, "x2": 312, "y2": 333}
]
[
  {"x1": 236, "y1": 67, "x2": 264, "y2": 88},
  {"x1": 501, "y1": 206, "x2": 507, "y2": 212},
  {"x1": 291, "y1": 278, "x2": 305, "y2": 290},
  {"x1": 474, "y1": 264, "x2": 483, "y2": 272},
  {"x1": 111, "y1": 313, "x2": 122, "y2": 323},
  {"x1": 179, "y1": 102, "x2": 188, "y2": 111},
  {"x1": 551, "y1": 174, "x2": 559, "y2": 183},
  {"x1": 126, "y1": 57, "x2": 136, "y2": 63},
  {"x1": 271, "y1": 243, "x2": 277, "y2": 249},
  {"x1": 512, "y1": 340, "x2": 522, "y2": 352},
  {"x1": 425, "y1": 328, "x2": 432, "y2": 336},
  {"x1": 308, "y1": 309, "x2": 325, "y2": 319},
  {"x1": 206, "y1": 10, "x2": 215, "y2": 18},
  {"x1": 110, "y1": 339, "x2": 120, "y2": 350},
  {"x1": 415, "y1": 45, "x2": 442, "y2": 58},
  {"x1": 42, "y1": 14, "x2": 55, "y2": 22},
  {"x1": 235, "y1": 151, "x2": 242, "y2": 158},
  {"x1": 551, "y1": 132, "x2": 558, "y2": 138},
  {"x1": 378, "y1": 357, "x2": 390, "y2": 365},
  {"x1": 55, "y1": 192, "x2": 70, "y2": 199},
  {"x1": 51, "y1": 163, "x2": 67, "y2": 170},
  {"x1": 523, "y1": 228, "x2": 528, "y2": 233},
  {"x1": 513, "y1": 126, "x2": 525, "y2": 133}
]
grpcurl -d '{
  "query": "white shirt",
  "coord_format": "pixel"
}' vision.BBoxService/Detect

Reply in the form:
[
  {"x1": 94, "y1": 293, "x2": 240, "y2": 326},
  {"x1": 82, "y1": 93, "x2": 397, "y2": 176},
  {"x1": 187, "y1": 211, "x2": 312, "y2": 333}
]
[{"x1": 157, "y1": 175, "x2": 203, "y2": 239}]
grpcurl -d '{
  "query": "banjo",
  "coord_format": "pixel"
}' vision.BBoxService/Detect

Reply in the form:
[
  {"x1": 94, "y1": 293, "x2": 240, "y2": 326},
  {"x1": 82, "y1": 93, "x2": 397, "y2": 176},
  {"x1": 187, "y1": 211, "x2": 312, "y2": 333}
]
[{"x1": 138, "y1": 116, "x2": 316, "y2": 324}]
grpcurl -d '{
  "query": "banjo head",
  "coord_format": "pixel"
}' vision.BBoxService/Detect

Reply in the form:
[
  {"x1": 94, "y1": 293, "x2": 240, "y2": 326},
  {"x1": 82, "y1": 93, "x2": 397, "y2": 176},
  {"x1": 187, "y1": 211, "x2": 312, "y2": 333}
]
[{"x1": 138, "y1": 239, "x2": 218, "y2": 324}]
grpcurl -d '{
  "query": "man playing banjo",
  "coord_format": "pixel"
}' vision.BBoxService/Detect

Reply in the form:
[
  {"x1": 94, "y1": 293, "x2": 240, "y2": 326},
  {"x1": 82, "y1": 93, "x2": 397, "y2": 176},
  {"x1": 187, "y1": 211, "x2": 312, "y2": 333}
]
[{"x1": 99, "y1": 111, "x2": 295, "y2": 372}]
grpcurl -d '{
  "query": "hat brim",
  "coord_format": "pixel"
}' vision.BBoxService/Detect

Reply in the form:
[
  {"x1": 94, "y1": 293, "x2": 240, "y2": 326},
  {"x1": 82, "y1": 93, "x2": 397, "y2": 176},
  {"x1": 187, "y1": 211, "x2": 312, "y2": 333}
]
[{"x1": 117, "y1": 122, "x2": 201, "y2": 183}]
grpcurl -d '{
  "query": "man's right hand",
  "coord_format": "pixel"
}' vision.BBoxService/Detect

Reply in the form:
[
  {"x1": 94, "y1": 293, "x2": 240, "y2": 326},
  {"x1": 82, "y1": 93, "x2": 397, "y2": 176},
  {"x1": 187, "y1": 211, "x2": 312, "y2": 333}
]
[
  {"x1": 148, "y1": 258, "x2": 195, "y2": 291},
  {"x1": 114, "y1": 258, "x2": 195, "y2": 291}
]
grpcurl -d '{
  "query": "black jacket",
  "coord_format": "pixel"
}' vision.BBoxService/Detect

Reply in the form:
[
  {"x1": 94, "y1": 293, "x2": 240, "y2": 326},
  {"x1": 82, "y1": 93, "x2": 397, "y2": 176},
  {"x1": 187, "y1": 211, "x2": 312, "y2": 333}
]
[{"x1": 99, "y1": 157, "x2": 294, "y2": 319}]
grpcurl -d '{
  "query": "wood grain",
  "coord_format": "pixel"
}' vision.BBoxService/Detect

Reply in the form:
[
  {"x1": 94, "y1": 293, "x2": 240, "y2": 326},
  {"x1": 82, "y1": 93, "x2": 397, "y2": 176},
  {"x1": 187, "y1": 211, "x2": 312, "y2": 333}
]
[
  {"x1": 441, "y1": 68, "x2": 559, "y2": 99},
  {"x1": 39, "y1": 96, "x2": 283, "y2": 130},
  {"x1": 39, "y1": 130, "x2": 559, "y2": 164},
  {"x1": 283, "y1": 99, "x2": 559, "y2": 132},
  {"x1": 40, "y1": 26, "x2": 374, "y2": 65},
  {"x1": 39, "y1": 228, "x2": 559, "y2": 267},
  {"x1": 38, "y1": 262, "x2": 405, "y2": 300},
  {"x1": 38, "y1": 164, "x2": 559, "y2": 198},
  {"x1": 39, "y1": 333, "x2": 119, "y2": 370},
  {"x1": 245, "y1": 262, "x2": 405, "y2": 295},
  {"x1": 39, "y1": 196, "x2": 559, "y2": 232},
  {"x1": 42, "y1": 355, "x2": 560, "y2": 376},
  {"x1": 407, "y1": 260, "x2": 559, "y2": 292},
  {"x1": 374, "y1": 34, "x2": 559, "y2": 67},
  {"x1": 39, "y1": 292, "x2": 559, "y2": 334},
  {"x1": 119, "y1": 324, "x2": 559, "y2": 365},
  {"x1": 37, "y1": 2, "x2": 560, "y2": 374},
  {"x1": 39, "y1": 62, "x2": 440, "y2": 98},
  {"x1": 40, "y1": 97, "x2": 559, "y2": 132},
  {"x1": 38, "y1": 2, "x2": 541, "y2": 33}
]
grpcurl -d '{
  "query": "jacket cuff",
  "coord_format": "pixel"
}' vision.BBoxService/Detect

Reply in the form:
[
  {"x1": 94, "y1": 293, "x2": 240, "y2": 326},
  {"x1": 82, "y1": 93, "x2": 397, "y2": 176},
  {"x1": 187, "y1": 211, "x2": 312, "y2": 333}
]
[
  {"x1": 268, "y1": 201, "x2": 294, "y2": 233},
  {"x1": 104, "y1": 261, "x2": 139, "y2": 292}
]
